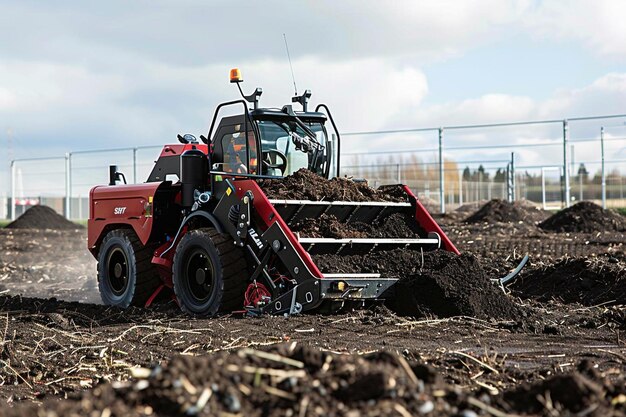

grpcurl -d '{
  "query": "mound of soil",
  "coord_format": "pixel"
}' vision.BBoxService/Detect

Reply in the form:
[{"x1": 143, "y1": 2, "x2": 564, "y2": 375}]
[
  {"x1": 500, "y1": 360, "x2": 623, "y2": 415},
  {"x1": 314, "y1": 249, "x2": 521, "y2": 320},
  {"x1": 291, "y1": 212, "x2": 421, "y2": 238},
  {"x1": 513, "y1": 254, "x2": 626, "y2": 305},
  {"x1": 464, "y1": 199, "x2": 548, "y2": 224},
  {"x1": 0, "y1": 294, "x2": 180, "y2": 327},
  {"x1": 293, "y1": 213, "x2": 368, "y2": 238},
  {"x1": 4, "y1": 343, "x2": 623, "y2": 417},
  {"x1": 540, "y1": 201, "x2": 626, "y2": 233},
  {"x1": 6, "y1": 205, "x2": 83, "y2": 230},
  {"x1": 258, "y1": 168, "x2": 408, "y2": 202},
  {"x1": 0, "y1": 344, "x2": 446, "y2": 417}
]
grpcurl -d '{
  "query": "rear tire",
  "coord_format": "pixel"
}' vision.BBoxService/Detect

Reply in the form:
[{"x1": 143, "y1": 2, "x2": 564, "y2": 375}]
[
  {"x1": 172, "y1": 228, "x2": 248, "y2": 316},
  {"x1": 97, "y1": 229, "x2": 160, "y2": 308}
]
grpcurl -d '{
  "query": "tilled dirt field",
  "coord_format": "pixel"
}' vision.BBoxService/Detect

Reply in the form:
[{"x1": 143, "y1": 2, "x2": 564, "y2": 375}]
[{"x1": 0, "y1": 199, "x2": 624, "y2": 416}]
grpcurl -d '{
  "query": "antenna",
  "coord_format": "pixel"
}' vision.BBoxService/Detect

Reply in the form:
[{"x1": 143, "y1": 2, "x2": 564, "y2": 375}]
[{"x1": 283, "y1": 33, "x2": 298, "y2": 95}]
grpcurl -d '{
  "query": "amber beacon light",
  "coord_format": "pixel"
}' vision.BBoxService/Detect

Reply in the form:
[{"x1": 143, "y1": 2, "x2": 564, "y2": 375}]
[{"x1": 229, "y1": 68, "x2": 242, "y2": 83}]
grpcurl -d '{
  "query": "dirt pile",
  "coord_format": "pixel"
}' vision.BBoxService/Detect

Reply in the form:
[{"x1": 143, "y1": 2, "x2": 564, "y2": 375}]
[
  {"x1": 3, "y1": 344, "x2": 624, "y2": 417},
  {"x1": 6, "y1": 205, "x2": 83, "y2": 230},
  {"x1": 540, "y1": 201, "x2": 626, "y2": 233},
  {"x1": 513, "y1": 254, "x2": 626, "y2": 305},
  {"x1": 0, "y1": 229, "x2": 98, "y2": 303},
  {"x1": 0, "y1": 344, "x2": 448, "y2": 417},
  {"x1": 291, "y1": 212, "x2": 421, "y2": 238},
  {"x1": 500, "y1": 360, "x2": 625, "y2": 416},
  {"x1": 464, "y1": 199, "x2": 548, "y2": 224},
  {"x1": 314, "y1": 250, "x2": 522, "y2": 320},
  {"x1": 0, "y1": 294, "x2": 179, "y2": 327},
  {"x1": 293, "y1": 213, "x2": 367, "y2": 238},
  {"x1": 258, "y1": 168, "x2": 408, "y2": 202}
]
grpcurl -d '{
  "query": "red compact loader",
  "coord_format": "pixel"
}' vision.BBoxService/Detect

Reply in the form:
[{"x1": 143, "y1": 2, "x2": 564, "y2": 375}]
[{"x1": 87, "y1": 69, "x2": 461, "y2": 316}]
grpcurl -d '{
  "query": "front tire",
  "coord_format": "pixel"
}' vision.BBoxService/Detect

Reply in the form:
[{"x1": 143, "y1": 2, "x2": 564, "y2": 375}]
[
  {"x1": 97, "y1": 229, "x2": 160, "y2": 308},
  {"x1": 172, "y1": 228, "x2": 248, "y2": 316}
]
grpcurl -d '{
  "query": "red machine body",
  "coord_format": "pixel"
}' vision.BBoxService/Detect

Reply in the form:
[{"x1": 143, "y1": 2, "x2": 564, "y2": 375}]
[
  {"x1": 87, "y1": 73, "x2": 461, "y2": 316},
  {"x1": 88, "y1": 182, "x2": 160, "y2": 252}
]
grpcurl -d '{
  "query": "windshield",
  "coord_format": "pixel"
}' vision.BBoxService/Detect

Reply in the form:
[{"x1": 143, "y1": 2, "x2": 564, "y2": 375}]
[{"x1": 257, "y1": 119, "x2": 327, "y2": 176}]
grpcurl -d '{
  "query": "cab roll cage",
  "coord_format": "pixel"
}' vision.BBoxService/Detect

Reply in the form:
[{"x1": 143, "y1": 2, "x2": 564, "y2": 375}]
[{"x1": 205, "y1": 98, "x2": 342, "y2": 180}]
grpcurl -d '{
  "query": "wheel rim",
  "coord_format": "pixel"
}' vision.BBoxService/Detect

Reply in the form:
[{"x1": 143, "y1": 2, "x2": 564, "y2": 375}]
[
  {"x1": 184, "y1": 247, "x2": 215, "y2": 303},
  {"x1": 106, "y1": 247, "x2": 129, "y2": 296}
]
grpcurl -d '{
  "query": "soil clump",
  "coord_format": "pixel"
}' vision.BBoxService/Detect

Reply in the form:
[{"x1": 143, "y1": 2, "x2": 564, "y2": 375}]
[
  {"x1": 291, "y1": 212, "x2": 421, "y2": 238},
  {"x1": 314, "y1": 249, "x2": 522, "y2": 320},
  {"x1": 539, "y1": 201, "x2": 626, "y2": 233},
  {"x1": 258, "y1": 168, "x2": 408, "y2": 202},
  {"x1": 6, "y1": 345, "x2": 447, "y2": 417},
  {"x1": 3, "y1": 344, "x2": 623, "y2": 417},
  {"x1": 513, "y1": 254, "x2": 626, "y2": 305},
  {"x1": 500, "y1": 360, "x2": 624, "y2": 416},
  {"x1": 6, "y1": 205, "x2": 83, "y2": 230},
  {"x1": 464, "y1": 199, "x2": 548, "y2": 224}
]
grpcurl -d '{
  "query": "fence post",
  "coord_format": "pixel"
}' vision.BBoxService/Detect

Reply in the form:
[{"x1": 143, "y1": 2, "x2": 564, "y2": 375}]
[
  {"x1": 10, "y1": 160, "x2": 16, "y2": 220},
  {"x1": 562, "y1": 119, "x2": 570, "y2": 207},
  {"x1": 600, "y1": 126, "x2": 606, "y2": 209},
  {"x1": 458, "y1": 168, "x2": 463, "y2": 206},
  {"x1": 133, "y1": 148, "x2": 138, "y2": 184},
  {"x1": 511, "y1": 152, "x2": 516, "y2": 201},
  {"x1": 506, "y1": 163, "x2": 511, "y2": 202},
  {"x1": 438, "y1": 127, "x2": 445, "y2": 214},
  {"x1": 541, "y1": 168, "x2": 546, "y2": 209},
  {"x1": 64, "y1": 153, "x2": 70, "y2": 219},
  {"x1": 579, "y1": 165, "x2": 583, "y2": 202},
  {"x1": 396, "y1": 164, "x2": 401, "y2": 184}
]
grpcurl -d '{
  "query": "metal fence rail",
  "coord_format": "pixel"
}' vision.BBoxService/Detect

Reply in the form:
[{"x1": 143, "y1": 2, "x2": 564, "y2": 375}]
[{"x1": 8, "y1": 113, "x2": 626, "y2": 220}]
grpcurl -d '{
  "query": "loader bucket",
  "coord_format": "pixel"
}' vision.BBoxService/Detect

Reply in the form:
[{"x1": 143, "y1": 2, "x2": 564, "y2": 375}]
[
  {"x1": 223, "y1": 179, "x2": 459, "y2": 315},
  {"x1": 270, "y1": 184, "x2": 459, "y2": 256}
]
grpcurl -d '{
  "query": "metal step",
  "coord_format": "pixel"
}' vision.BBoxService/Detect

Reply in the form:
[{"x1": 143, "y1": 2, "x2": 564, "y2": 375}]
[
  {"x1": 297, "y1": 235, "x2": 440, "y2": 256},
  {"x1": 269, "y1": 199, "x2": 412, "y2": 226},
  {"x1": 318, "y1": 275, "x2": 399, "y2": 300},
  {"x1": 323, "y1": 273, "x2": 382, "y2": 278}
]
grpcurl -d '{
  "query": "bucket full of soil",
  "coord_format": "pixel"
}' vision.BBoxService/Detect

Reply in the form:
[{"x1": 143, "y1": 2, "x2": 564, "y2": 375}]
[
  {"x1": 291, "y1": 212, "x2": 422, "y2": 239},
  {"x1": 6, "y1": 205, "x2": 83, "y2": 230},
  {"x1": 257, "y1": 168, "x2": 408, "y2": 202}
]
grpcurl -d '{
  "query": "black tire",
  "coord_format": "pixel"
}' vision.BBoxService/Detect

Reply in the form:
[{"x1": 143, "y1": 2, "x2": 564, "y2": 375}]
[
  {"x1": 172, "y1": 228, "x2": 249, "y2": 316},
  {"x1": 97, "y1": 229, "x2": 160, "y2": 308}
]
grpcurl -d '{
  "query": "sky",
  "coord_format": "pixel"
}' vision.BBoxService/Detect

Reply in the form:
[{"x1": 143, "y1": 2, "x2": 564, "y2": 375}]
[{"x1": 1, "y1": 0, "x2": 626, "y2": 195}]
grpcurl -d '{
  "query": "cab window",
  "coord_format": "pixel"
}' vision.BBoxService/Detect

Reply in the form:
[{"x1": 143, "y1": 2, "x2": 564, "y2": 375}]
[
  {"x1": 221, "y1": 131, "x2": 258, "y2": 174},
  {"x1": 257, "y1": 120, "x2": 326, "y2": 176}
]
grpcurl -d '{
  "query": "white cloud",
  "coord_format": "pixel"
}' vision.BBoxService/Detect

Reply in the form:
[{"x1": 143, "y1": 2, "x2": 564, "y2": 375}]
[
  {"x1": 0, "y1": 61, "x2": 127, "y2": 111},
  {"x1": 538, "y1": 73, "x2": 626, "y2": 118},
  {"x1": 0, "y1": 0, "x2": 532, "y2": 66},
  {"x1": 1, "y1": 0, "x2": 626, "y2": 192},
  {"x1": 0, "y1": 56, "x2": 429, "y2": 151},
  {"x1": 524, "y1": 0, "x2": 626, "y2": 58},
  {"x1": 0, "y1": 87, "x2": 17, "y2": 110},
  {"x1": 413, "y1": 94, "x2": 536, "y2": 127},
  {"x1": 344, "y1": 72, "x2": 626, "y2": 172}
]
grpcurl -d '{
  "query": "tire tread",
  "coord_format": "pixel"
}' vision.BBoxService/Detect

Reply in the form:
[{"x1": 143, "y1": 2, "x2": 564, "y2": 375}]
[
  {"x1": 172, "y1": 228, "x2": 248, "y2": 316},
  {"x1": 97, "y1": 229, "x2": 160, "y2": 308}
]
